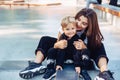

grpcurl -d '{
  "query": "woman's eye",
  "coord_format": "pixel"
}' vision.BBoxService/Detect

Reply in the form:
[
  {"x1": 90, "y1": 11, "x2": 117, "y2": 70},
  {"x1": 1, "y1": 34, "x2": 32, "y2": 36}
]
[
  {"x1": 78, "y1": 18, "x2": 81, "y2": 21},
  {"x1": 83, "y1": 22, "x2": 88, "y2": 26}
]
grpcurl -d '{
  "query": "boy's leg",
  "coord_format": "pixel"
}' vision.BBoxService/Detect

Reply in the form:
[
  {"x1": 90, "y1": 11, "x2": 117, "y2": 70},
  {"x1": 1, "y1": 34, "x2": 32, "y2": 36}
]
[
  {"x1": 81, "y1": 49, "x2": 92, "y2": 80},
  {"x1": 43, "y1": 48, "x2": 57, "y2": 80},
  {"x1": 47, "y1": 48, "x2": 57, "y2": 69},
  {"x1": 19, "y1": 36, "x2": 57, "y2": 79},
  {"x1": 43, "y1": 49, "x2": 66, "y2": 80},
  {"x1": 73, "y1": 50, "x2": 92, "y2": 80},
  {"x1": 56, "y1": 49, "x2": 66, "y2": 68},
  {"x1": 80, "y1": 70, "x2": 91, "y2": 80}
]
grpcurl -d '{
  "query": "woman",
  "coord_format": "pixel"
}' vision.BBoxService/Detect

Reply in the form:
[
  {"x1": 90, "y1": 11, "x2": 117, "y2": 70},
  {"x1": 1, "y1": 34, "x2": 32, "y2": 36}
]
[
  {"x1": 109, "y1": 0, "x2": 118, "y2": 6},
  {"x1": 43, "y1": 16, "x2": 91, "y2": 80},
  {"x1": 19, "y1": 8, "x2": 114, "y2": 80},
  {"x1": 86, "y1": 0, "x2": 101, "y2": 8}
]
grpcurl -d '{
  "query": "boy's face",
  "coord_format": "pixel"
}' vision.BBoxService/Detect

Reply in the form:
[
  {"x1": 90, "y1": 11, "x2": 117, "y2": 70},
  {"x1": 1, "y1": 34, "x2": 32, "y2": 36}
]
[{"x1": 63, "y1": 23, "x2": 76, "y2": 38}]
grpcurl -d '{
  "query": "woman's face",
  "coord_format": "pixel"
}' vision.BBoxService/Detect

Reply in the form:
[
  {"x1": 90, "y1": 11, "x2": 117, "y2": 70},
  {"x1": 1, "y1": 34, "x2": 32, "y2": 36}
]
[
  {"x1": 63, "y1": 23, "x2": 76, "y2": 38},
  {"x1": 76, "y1": 15, "x2": 88, "y2": 31}
]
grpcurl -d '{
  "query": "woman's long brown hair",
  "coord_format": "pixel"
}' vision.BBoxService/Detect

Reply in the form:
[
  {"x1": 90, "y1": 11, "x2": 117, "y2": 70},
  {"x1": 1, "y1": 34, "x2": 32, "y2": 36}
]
[{"x1": 75, "y1": 8, "x2": 104, "y2": 51}]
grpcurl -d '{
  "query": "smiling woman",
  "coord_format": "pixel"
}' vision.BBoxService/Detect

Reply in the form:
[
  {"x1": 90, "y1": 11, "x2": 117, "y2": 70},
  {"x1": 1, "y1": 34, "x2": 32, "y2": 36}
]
[{"x1": 75, "y1": 15, "x2": 88, "y2": 30}]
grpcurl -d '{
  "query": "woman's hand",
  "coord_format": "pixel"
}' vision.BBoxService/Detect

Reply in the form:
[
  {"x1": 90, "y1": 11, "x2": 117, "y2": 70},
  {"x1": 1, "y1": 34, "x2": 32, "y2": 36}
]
[
  {"x1": 73, "y1": 39, "x2": 87, "y2": 50},
  {"x1": 75, "y1": 67, "x2": 81, "y2": 74},
  {"x1": 54, "y1": 40, "x2": 67, "y2": 49},
  {"x1": 56, "y1": 65, "x2": 63, "y2": 70}
]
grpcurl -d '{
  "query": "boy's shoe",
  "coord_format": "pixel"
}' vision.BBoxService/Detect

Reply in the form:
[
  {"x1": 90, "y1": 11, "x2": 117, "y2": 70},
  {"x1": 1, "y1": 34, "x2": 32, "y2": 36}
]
[
  {"x1": 94, "y1": 70, "x2": 114, "y2": 80},
  {"x1": 19, "y1": 61, "x2": 46, "y2": 79},
  {"x1": 80, "y1": 70, "x2": 91, "y2": 80},
  {"x1": 43, "y1": 68, "x2": 56, "y2": 80}
]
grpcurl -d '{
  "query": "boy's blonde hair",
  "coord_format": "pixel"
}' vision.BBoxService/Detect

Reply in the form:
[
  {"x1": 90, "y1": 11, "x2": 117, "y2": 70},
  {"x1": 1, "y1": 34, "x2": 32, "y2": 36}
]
[{"x1": 61, "y1": 16, "x2": 76, "y2": 29}]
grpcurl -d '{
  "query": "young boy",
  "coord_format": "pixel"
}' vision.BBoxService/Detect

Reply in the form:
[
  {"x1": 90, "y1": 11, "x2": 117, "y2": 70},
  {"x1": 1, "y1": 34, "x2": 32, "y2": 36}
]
[{"x1": 43, "y1": 16, "x2": 91, "y2": 80}]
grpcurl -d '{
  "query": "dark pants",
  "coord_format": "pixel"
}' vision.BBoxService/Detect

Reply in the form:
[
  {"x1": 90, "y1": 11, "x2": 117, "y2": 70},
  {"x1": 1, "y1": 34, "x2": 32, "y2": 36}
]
[
  {"x1": 73, "y1": 49, "x2": 91, "y2": 69},
  {"x1": 47, "y1": 48, "x2": 75, "y2": 68},
  {"x1": 47, "y1": 48, "x2": 91, "y2": 70},
  {"x1": 35, "y1": 36, "x2": 57, "y2": 59},
  {"x1": 109, "y1": 0, "x2": 118, "y2": 6},
  {"x1": 97, "y1": 0, "x2": 102, "y2": 4},
  {"x1": 35, "y1": 36, "x2": 108, "y2": 70}
]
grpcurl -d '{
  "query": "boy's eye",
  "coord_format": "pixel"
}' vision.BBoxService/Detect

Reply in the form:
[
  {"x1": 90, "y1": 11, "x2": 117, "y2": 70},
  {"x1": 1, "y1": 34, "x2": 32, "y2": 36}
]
[
  {"x1": 66, "y1": 28, "x2": 69, "y2": 30},
  {"x1": 72, "y1": 28, "x2": 75, "y2": 30}
]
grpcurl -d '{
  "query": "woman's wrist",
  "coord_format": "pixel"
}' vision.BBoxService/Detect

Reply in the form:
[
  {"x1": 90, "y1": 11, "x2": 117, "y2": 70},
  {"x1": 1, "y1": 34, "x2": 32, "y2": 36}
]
[
  {"x1": 54, "y1": 42, "x2": 58, "y2": 48},
  {"x1": 82, "y1": 43, "x2": 87, "y2": 49}
]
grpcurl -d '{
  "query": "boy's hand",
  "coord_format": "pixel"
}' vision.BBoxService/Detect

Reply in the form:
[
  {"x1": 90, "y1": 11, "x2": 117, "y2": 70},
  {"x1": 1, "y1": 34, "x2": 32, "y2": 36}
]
[
  {"x1": 75, "y1": 67, "x2": 81, "y2": 74},
  {"x1": 56, "y1": 65, "x2": 63, "y2": 70}
]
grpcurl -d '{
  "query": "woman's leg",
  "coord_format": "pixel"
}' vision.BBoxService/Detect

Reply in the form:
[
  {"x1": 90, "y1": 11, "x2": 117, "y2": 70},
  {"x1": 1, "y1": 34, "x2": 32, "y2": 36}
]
[
  {"x1": 94, "y1": 43, "x2": 114, "y2": 80},
  {"x1": 19, "y1": 36, "x2": 57, "y2": 79},
  {"x1": 34, "y1": 51, "x2": 44, "y2": 63},
  {"x1": 95, "y1": 57, "x2": 114, "y2": 80},
  {"x1": 98, "y1": 57, "x2": 107, "y2": 72},
  {"x1": 35, "y1": 36, "x2": 57, "y2": 63}
]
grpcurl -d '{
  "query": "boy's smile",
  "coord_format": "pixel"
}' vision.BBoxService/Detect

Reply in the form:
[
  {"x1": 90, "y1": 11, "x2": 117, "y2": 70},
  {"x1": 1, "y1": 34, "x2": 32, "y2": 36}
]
[{"x1": 63, "y1": 23, "x2": 76, "y2": 39}]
